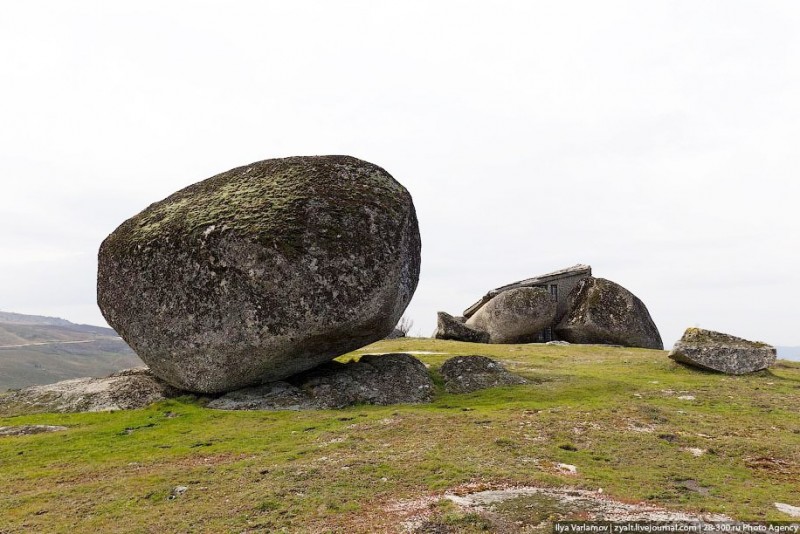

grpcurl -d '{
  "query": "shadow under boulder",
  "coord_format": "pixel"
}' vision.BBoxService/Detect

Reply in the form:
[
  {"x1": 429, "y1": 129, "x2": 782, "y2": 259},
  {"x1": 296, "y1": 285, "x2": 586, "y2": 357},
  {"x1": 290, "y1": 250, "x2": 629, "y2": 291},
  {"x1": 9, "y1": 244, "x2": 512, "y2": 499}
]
[{"x1": 208, "y1": 353, "x2": 435, "y2": 410}]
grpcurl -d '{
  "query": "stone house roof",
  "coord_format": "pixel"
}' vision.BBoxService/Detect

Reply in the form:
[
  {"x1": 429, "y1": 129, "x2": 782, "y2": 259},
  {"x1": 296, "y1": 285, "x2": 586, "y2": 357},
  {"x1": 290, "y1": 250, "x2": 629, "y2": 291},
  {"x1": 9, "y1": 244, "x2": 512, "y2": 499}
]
[{"x1": 463, "y1": 264, "x2": 592, "y2": 318}]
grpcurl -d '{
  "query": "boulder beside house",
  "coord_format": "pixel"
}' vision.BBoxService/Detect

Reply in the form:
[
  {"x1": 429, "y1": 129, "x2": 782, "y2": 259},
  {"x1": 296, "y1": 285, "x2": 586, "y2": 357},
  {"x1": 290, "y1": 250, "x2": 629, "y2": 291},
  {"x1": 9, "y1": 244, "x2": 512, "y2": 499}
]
[
  {"x1": 554, "y1": 277, "x2": 663, "y2": 350},
  {"x1": 462, "y1": 264, "x2": 591, "y2": 342}
]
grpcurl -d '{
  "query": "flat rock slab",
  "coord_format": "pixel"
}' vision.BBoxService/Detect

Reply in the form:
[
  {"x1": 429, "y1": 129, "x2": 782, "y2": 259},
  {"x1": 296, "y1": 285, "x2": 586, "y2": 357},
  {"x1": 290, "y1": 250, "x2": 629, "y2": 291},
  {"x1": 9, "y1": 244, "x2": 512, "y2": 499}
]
[
  {"x1": 208, "y1": 353, "x2": 434, "y2": 410},
  {"x1": 775, "y1": 502, "x2": 800, "y2": 518},
  {"x1": 0, "y1": 425, "x2": 69, "y2": 437},
  {"x1": 669, "y1": 328, "x2": 776, "y2": 374},
  {"x1": 0, "y1": 367, "x2": 180, "y2": 414},
  {"x1": 439, "y1": 355, "x2": 526, "y2": 394}
]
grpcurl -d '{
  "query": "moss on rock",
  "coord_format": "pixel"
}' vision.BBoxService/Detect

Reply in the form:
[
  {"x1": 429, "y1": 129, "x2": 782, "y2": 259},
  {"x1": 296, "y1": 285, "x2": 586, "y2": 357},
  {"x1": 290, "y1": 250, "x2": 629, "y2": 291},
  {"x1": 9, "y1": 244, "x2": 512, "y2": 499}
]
[{"x1": 105, "y1": 155, "x2": 409, "y2": 258}]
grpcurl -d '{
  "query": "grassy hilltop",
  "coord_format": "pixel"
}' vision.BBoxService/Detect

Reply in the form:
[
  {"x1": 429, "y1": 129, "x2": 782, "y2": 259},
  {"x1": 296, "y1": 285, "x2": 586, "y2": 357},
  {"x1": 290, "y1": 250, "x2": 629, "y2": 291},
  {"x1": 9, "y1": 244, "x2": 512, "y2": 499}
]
[{"x1": 1, "y1": 339, "x2": 799, "y2": 532}]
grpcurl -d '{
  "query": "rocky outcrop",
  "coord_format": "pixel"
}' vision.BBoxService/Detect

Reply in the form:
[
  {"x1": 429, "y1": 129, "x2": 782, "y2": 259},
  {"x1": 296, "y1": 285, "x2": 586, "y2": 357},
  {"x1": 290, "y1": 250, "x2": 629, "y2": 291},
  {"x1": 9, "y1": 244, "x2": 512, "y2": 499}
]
[
  {"x1": 668, "y1": 328, "x2": 776, "y2": 374},
  {"x1": 433, "y1": 312, "x2": 490, "y2": 343},
  {"x1": 465, "y1": 287, "x2": 557, "y2": 343},
  {"x1": 98, "y1": 155, "x2": 421, "y2": 394},
  {"x1": 208, "y1": 353, "x2": 434, "y2": 410},
  {"x1": 439, "y1": 356, "x2": 526, "y2": 393},
  {"x1": 0, "y1": 368, "x2": 180, "y2": 414},
  {"x1": 554, "y1": 277, "x2": 663, "y2": 349}
]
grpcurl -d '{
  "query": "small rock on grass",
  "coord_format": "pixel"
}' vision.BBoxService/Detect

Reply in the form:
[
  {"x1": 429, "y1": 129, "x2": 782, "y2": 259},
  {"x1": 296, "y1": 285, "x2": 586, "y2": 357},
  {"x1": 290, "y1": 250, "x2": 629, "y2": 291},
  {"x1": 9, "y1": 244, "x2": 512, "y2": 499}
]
[
  {"x1": 556, "y1": 463, "x2": 578, "y2": 474},
  {"x1": 775, "y1": 502, "x2": 800, "y2": 518},
  {"x1": 439, "y1": 355, "x2": 526, "y2": 394},
  {"x1": 682, "y1": 447, "x2": 706, "y2": 457}
]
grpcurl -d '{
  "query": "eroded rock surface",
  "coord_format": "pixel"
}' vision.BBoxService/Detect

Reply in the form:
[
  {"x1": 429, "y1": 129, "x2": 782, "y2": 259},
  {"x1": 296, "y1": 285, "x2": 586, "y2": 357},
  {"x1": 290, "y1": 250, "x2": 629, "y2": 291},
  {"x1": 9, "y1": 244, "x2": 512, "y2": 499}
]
[
  {"x1": 439, "y1": 355, "x2": 526, "y2": 394},
  {"x1": 669, "y1": 328, "x2": 776, "y2": 374},
  {"x1": 209, "y1": 353, "x2": 434, "y2": 410},
  {"x1": 98, "y1": 155, "x2": 421, "y2": 394},
  {"x1": 433, "y1": 312, "x2": 490, "y2": 343},
  {"x1": 466, "y1": 287, "x2": 556, "y2": 343},
  {"x1": 0, "y1": 368, "x2": 180, "y2": 414},
  {"x1": 555, "y1": 277, "x2": 663, "y2": 349}
]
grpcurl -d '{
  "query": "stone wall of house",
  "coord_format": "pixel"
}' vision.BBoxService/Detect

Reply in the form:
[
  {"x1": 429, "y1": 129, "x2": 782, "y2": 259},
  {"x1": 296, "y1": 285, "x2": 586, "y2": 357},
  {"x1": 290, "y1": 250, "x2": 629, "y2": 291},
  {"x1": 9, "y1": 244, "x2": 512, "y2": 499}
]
[{"x1": 551, "y1": 273, "x2": 591, "y2": 322}]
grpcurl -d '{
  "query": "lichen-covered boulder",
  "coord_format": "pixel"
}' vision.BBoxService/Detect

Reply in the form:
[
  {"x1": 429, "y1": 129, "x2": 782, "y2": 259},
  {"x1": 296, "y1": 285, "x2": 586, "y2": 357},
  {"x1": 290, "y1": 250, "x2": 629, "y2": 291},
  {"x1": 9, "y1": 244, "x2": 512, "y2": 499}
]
[
  {"x1": 554, "y1": 277, "x2": 663, "y2": 349},
  {"x1": 439, "y1": 355, "x2": 527, "y2": 394},
  {"x1": 98, "y1": 155, "x2": 421, "y2": 394},
  {"x1": 465, "y1": 287, "x2": 556, "y2": 343},
  {"x1": 669, "y1": 328, "x2": 776, "y2": 374},
  {"x1": 433, "y1": 312, "x2": 490, "y2": 343}
]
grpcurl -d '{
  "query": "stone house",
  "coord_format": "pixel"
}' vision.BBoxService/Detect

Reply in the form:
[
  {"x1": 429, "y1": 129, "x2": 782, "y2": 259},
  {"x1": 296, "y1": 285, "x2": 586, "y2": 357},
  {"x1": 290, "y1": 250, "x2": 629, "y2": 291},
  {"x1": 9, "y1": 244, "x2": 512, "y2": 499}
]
[{"x1": 462, "y1": 264, "x2": 592, "y2": 341}]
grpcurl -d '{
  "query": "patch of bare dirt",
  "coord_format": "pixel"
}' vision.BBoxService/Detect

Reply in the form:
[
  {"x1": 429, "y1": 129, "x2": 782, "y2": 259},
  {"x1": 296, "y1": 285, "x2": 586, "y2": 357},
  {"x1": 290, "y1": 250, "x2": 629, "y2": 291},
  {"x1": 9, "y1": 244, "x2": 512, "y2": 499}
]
[{"x1": 389, "y1": 483, "x2": 732, "y2": 532}]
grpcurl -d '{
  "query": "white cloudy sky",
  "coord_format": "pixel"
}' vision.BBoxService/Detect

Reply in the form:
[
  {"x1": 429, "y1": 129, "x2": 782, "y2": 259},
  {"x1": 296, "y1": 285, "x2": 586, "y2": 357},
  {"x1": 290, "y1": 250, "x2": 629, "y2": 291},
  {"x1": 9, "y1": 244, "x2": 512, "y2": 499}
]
[{"x1": 1, "y1": 1, "x2": 798, "y2": 347}]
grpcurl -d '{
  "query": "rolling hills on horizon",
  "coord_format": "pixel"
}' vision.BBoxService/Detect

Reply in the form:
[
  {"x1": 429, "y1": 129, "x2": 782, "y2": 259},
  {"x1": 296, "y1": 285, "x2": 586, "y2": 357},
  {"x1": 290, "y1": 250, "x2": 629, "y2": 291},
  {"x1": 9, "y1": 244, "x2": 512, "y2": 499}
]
[{"x1": 0, "y1": 310, "x2": 142, "y2": 391}]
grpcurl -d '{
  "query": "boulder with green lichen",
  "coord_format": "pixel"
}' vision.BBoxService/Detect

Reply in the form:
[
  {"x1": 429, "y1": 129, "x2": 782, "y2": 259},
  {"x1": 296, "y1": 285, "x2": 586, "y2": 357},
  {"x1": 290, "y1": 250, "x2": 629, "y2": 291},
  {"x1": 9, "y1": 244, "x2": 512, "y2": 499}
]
[
  {"x1": 97, "y1": 155, "x2": 421, "y2": 394},
  {"x1": 555, "y1": 277, "x2": 663, "y2": 349},
  {"x1": 669, "y1": 327, "x2": 776, "y2": 374},
  {"x1": 465, "y1": 287, "x2": 556, "y2": 343}
]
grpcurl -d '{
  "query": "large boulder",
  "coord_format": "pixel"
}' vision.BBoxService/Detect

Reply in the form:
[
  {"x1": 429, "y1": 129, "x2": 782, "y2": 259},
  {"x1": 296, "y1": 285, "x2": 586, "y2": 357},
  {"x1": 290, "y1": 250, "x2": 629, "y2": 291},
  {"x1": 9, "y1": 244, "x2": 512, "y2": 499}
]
[
  {"x1": 465, "y1": 287, "x2": 556, "y2": 343},
  {"x1": 98, "y1": 156, "x2": 421, "y2": 394},
  {"x1": 554, "y1": 277, "x2": 663, "y2": 349},
  {"x1": 669, "y1": 328, "x2": 776, "y2": 374},
  {"x1": 439, "y1": 355, "x2": 527, "y2": 394},
  {"x1": 208, "y1": 353, "x2": 434, "y2": 410},
  {"x1": 433, "y1": 312, "x2": 490, "y2": 343},
  {"x1": 0, "y1": 368, "x2": 180, "y2": 415}
]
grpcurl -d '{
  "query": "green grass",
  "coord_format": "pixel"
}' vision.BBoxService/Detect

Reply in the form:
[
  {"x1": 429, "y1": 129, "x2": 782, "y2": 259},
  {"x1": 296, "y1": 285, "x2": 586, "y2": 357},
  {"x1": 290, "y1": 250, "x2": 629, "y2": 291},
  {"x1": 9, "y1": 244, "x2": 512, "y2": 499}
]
[{"x1": 1, "y1": 339, "x2": 799, "y2": 532}]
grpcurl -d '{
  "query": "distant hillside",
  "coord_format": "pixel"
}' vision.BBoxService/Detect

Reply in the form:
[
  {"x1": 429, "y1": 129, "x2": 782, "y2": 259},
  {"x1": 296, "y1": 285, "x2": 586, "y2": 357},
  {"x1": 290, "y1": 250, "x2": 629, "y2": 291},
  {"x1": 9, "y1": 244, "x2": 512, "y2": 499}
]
[
  {"x1": 0, "y1": 311, "x2": 143, "y2": 391},
  {"x1": 0, "y1": 311, "x2": 74, "y2": 326},
  {"x1": 777, "y1": 346, "x2": 800, "y2": 361}
]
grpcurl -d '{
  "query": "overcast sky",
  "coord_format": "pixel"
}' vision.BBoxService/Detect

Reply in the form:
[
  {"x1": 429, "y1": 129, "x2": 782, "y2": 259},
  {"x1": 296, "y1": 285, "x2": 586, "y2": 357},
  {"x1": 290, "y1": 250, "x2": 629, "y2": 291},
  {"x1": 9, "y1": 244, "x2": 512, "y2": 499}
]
[{"x1": 1, "y1": 1, "x2": 798, "y2": 347}]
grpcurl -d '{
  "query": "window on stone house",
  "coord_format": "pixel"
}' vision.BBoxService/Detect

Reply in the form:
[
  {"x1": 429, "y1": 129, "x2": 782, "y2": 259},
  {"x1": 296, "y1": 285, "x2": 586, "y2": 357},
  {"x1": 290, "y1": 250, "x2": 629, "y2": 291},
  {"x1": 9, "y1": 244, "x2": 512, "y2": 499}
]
[{"x1": 549, "y1": 284, "x2": 558, "y2": 301}]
